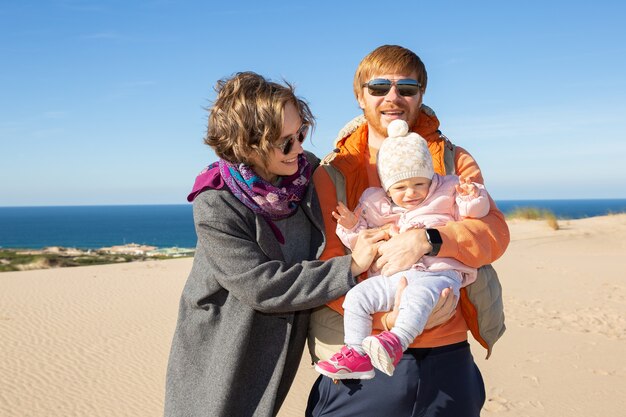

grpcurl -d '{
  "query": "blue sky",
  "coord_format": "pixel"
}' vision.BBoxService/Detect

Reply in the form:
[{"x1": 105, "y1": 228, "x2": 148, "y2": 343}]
[{"x1": 1, "y1": 0, "x2": 625, "y2": 206}]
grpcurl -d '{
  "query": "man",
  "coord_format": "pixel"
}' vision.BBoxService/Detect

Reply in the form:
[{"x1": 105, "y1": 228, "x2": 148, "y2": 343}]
[{"x1": 306, "y1": 45, "x2": 510, "y2": 416}]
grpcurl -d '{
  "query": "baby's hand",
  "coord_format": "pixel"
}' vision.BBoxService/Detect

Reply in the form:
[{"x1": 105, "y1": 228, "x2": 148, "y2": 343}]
[
  {"x1": 379, "y1": 223, "x2": 400, "y2": 237},
  {"x1": 332, "y1": 202, "x2": 361, "y2": 229},
  {"x1": 372, "y1": 223, "x2": 396, "y2": 241},
  {"x1": 455, "y1": 176, "x2": 479, "y2": 198}
]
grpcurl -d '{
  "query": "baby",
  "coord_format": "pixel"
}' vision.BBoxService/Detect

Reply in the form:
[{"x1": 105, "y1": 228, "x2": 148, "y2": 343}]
[{"x1": 315, "y1": 120, "x2": 491, "y2": 379}]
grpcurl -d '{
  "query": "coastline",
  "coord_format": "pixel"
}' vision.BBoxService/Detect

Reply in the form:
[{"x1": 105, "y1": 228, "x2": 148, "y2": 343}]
[
  {"x1": 1, "y1": 200, "x2": 625, "y2": 252},
  {"x1": 0, "y1": 243, "x2": 195, "y2": 272},
  {"x1": 1, "y1": 214, "x2": 625, "y2": 416}
]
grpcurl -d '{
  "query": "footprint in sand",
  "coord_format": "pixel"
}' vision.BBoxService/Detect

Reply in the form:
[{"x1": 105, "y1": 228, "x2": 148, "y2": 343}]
[
  {"x1": 484, "y1": 388, "x2": 545, "y2": 414},
  {"x1": 522, "y1": 374, "x2": 540, "y2": 386},
  {"x1": 505, "y1": 298, "x2": 626, "y2": 340},
  {"x1": 483, "y1": 395, "x2": 510, "y2": 412}
]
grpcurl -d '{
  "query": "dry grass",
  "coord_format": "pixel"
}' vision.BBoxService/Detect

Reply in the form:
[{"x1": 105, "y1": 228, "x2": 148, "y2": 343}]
[{"x1": 506, "y1": 207, "x2": 560, "y2": 230}]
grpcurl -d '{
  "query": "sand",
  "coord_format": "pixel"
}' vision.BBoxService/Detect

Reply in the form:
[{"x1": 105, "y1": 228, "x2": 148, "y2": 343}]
[{"x1": 1, "y1": 214, "x2": 625, "y2": 416}]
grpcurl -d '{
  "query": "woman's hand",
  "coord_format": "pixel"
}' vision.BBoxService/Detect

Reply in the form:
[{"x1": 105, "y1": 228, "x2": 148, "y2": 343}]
[
  {"x1": 384, "y1": 285, "x2": 457, "y2": 330},
  {"x1": 350, "y1": 228, "x2": 387, "y2": 276}
]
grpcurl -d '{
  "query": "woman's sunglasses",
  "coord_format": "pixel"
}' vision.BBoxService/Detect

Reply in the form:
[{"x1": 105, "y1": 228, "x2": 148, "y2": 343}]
[
  {"x1": 362, "y1": 78, "x2": 422, "y2": 97},
  {"x1": 275, "y1": 123, "x2": 309, "y2": 155}
]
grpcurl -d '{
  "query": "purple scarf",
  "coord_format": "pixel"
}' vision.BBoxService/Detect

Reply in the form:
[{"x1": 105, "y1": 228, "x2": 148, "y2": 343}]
[{"x1": 188, "y1": 154, "x2": 312, "y2": 243}]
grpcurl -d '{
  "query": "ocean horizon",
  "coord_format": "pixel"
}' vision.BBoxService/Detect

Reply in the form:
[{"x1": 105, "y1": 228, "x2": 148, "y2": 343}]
[{"x1": 1, "y1": 199, "x2": 625, "y2": 250}]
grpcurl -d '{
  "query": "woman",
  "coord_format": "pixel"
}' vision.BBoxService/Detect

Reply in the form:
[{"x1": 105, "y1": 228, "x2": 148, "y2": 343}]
[{"x1": 163, "y1": 72, "x2": 384, "y2": 417}]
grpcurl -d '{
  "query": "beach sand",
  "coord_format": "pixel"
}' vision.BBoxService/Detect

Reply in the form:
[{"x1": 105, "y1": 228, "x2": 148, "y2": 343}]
[{"x1": 1, "y1": 214, "x2": 625, "y2": 416}]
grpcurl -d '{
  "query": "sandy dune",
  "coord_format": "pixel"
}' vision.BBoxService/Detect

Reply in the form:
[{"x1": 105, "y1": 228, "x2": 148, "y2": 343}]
[{"x1": 1, "y1": 214, "x2": 625, "y2": 416}]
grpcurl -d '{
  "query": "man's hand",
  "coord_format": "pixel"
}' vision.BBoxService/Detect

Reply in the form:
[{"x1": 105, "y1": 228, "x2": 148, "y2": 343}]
[
  {"x1": 375, "y1": 228, "x2": 432, "y2": 276},
  {"x1": 424, "y1": 287, "x2": 457, "y2": 329},
  {"x1": 382, "y1": 275, "x2": 408, "y2": 329},
  {"x1": 385, "y1": 285, "x2": 457, "y2": 330}
]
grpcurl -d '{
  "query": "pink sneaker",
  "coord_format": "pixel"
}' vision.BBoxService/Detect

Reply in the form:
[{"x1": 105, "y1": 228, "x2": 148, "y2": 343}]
[
  {"x1": 314, "y1": 346, "x2": 375, "y2": 380},
  {"x1": 362, "y1": 331, "x2": 403, "y2": 376}
]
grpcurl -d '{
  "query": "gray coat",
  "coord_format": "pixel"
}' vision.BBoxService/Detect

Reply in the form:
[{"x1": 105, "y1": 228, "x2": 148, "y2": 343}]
[{"x1": 164, "y1": 164, "x2": 355, "y2": 417}]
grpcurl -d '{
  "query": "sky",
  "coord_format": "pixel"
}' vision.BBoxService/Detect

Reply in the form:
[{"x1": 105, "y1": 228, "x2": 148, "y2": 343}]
[{"x1": 1, "y1": 0, "x2": 625, "y2": 206}]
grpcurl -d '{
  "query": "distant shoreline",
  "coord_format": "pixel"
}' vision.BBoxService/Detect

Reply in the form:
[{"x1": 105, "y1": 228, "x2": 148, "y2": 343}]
[
  {"x1": 2, "y1": 213, "x2": 624, "y2": 272},
  {"x1": 1, "y1": 202, "x2": 625, "y2": 251},
  {"x1": 496, "y1": 198, "x2": 626, "y2": 219},
  {"x1": 0, "y1": 244, "x2": 194, "y2": 273}
]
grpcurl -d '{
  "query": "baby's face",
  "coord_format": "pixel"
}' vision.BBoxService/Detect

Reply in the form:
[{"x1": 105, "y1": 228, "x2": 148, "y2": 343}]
[{"x1": 387, "y1": 176, "x2": 432, "y2": 209}]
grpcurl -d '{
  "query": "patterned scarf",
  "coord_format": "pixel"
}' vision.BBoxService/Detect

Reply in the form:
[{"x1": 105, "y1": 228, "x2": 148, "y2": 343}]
[{"x1": 188, "y1": 154, "x2": 312, "y2": 243}]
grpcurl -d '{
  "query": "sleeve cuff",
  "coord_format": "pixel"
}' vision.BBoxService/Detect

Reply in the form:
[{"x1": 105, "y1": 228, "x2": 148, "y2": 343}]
[{"x1": 436, "y1": 224, "x2": 459, "y2": 259}]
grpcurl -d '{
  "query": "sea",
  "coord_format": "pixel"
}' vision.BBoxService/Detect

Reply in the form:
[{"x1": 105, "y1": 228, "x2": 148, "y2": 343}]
[{"x1": 1, "y1": 199, "x2": 625, "y2": 250}]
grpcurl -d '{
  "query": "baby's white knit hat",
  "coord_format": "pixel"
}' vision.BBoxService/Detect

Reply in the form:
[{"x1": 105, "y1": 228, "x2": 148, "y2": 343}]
[{"x1": 377, "y1": 120, "x2": 434, "y2": 191}]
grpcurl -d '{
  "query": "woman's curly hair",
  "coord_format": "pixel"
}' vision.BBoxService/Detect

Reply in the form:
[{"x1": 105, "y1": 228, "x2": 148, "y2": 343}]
[{"x1": 205, "y1": 71, "x2": 314, "y2": 166}]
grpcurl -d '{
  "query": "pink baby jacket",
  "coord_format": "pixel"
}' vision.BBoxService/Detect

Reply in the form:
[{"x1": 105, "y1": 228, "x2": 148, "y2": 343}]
[{"x1": 336, "y1": 174, "x2": 490, "y2": 286}]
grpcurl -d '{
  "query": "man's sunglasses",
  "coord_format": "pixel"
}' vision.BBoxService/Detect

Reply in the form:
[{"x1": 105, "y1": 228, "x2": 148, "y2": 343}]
[
  {"x1": 362, "y1": 78, "x2": 422, "y2": 97},
  {"x1": 275, "y1": 123, "x2": 309, "y2": 155}
]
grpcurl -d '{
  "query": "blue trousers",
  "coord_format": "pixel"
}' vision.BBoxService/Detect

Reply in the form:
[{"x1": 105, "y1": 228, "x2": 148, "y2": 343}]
[{"x1": 305, "y1": 341, "x2": 485, "y2": 417}]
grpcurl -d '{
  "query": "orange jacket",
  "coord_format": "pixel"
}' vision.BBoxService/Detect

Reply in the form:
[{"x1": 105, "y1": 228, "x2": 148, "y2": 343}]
[{"x1": 312, "y1": 107, "x2": 510, "y2": 349}]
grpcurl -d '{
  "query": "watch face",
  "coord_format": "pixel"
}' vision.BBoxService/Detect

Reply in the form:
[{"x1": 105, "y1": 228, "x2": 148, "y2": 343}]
[
  {"x1": 427, "y1": 229, "x2": 443, "y2": 244},
  {"x1": 426, "y1": 228, "x2": 442, "y2": 256}
]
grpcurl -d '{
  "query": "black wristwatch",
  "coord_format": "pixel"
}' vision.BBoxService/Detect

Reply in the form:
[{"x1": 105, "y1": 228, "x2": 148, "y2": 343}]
[{"x1": 425, "y1": 228, "x2": 443, "y2": 256}]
